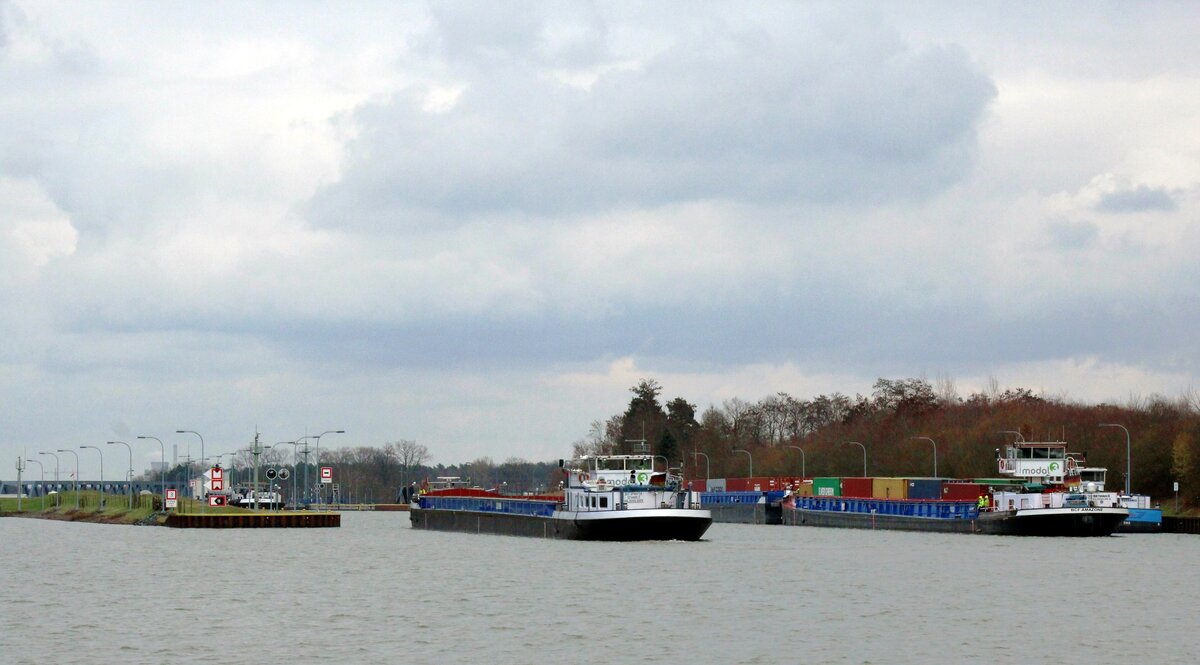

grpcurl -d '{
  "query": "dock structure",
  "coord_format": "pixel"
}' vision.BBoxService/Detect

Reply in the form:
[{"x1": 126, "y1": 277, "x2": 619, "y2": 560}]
[
  {"x1": 1164, "y1": 515, "x2": 1200, "y2": 534},
  {"x1": 165, "y1": 512, "x2": 340, "y2": 528}
]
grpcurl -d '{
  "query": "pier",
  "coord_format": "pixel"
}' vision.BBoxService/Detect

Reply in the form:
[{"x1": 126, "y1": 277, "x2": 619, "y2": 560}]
[
  {"x1": 165, "y1": 512, "x2": 340, "y2": 528},
  {"x1": 1163, "y1": 515, "x2": 1200, "y2": 534}
]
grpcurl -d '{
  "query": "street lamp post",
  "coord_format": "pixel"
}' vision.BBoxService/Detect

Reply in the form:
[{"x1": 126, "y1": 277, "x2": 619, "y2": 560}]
[
  {"x1": 107, "y1": 441, "x2": 134, "y2": 510},
  {"x1": 40, "y1": 451, "x2": 60, "y2": 483},
  {"x1": 25, "y1": 459, "x2": 43, "y2": 506},
  {"x1": 910, "y1": 437, "x2": 938, "y2": 478},
  {"x1": 39, "y1": 452, "x2": 60, "y2": 507},
  {"x1": 310, "y1": 430, "x2": 344, "y2": 508},
  {"x1": 176, "y1": 430, "x2": 205, "y2": 512},
  {"x1": 786, "y1": 446, "x2": 806, "y2": 478},
  {"x1": 276, "y1": 442, "x2": 299, "y2": 509},
  {"x1": 1099, "y1": 423, "x2": 1132, "y2": 496},
  {"x1": 56, "y1": 449, "x2": 80, "y2": 509},
  {"x1": 137, "y1": 435, "x2": 166, "y2": 508},
  {"x1": 843, "y1": 441, "x2": 867, "y2": 476},
  {"x1": 732, "y1": 448, "x2": 753, "y2": 478},
  {"x1": 692, "y1": 451, "x2": 710, "y2": 480},
  {"x1": 80, "y1": 445, "x2": 104, "y2": 509}
]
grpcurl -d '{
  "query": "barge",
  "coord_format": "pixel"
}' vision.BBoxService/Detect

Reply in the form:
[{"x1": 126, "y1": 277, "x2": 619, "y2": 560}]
[
  {"x1": 410, "y1": 455, "x2": 712, "y2": 541},
  {"x1": 779, "y1": 440, "x2": 1128, "y2": 537}
]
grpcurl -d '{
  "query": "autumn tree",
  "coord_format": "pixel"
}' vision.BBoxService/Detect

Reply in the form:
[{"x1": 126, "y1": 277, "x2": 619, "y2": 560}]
[{"x1": 620, "y1": 379, "x2": 666, "y2": 455}]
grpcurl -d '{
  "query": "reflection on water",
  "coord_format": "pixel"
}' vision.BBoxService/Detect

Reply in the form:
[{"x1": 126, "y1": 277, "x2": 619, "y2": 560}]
[{"x1": 2, "y1": 513, "x2": 1198, "y2": 664}]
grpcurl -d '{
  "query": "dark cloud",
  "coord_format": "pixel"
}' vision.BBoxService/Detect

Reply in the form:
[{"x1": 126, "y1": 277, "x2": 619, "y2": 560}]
[
  {"x1": 1095, "y1": 184, "x2": 1176, "y2": 213},
  {"x1": 309, "y1": 11, "x2": 995, "y2": 230},
  {"x1": 1044, "y1": 219, "x2": 1098, "y2": 250}
]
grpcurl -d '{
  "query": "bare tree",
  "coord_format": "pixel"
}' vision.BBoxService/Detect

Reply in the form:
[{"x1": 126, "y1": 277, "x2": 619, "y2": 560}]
[
  {"x1": 391, "y1": 439, "x2": 431, "y2": 489},
  {"x1": 936, "y1": 374, "x2": 960, "y2": 405}
]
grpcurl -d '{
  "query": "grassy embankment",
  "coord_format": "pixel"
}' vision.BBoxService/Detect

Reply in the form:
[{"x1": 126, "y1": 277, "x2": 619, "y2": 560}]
[{"x1": 0, "y1": 492, "x2": 288, "y2": 524}]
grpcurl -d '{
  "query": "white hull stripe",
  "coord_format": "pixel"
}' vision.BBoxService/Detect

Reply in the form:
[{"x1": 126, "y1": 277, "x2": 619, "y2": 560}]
[{"x1": 552, "y1": 509, "x2": 711, "y2": 521}]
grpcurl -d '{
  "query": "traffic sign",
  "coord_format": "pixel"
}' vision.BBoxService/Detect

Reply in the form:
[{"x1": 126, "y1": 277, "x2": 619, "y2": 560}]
[
  {"x1": 208, "y1": 495, "x2": 226, "y2": 507},
  {"x1": 211, "y1": 478, "x2": 224, "y2": 491},
  {"x1": 278, "y1": 467, "x2": 290, "y2": 480},
  {"x1": 211, "y1": 467, "x2": 223, "y2": 481},
  {"x1": 266, "y1": 467, "x2": 278, "y2": 480},
  {"x1": 165, "y1": 488, "x2": 178, "y2": 509},
  {"x1": 321, "y1": 466, "x2": 333, "y2": 484}
]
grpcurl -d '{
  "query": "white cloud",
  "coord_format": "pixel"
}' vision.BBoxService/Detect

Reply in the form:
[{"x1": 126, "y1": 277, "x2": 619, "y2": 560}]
[{"x1": 2, "y1": 2, "x2": 1200, "y2": 473}]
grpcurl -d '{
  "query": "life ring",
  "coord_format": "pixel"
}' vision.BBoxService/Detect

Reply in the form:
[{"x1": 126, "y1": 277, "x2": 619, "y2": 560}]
[{"x1": 578, "y1": 473, "x2": 589, "y2": 483}]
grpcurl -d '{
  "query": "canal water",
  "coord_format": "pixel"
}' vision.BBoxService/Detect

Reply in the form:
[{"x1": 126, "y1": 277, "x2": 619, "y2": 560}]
[{"x1": 2, "y1": 513, "x2": 1197, "y2": 664}]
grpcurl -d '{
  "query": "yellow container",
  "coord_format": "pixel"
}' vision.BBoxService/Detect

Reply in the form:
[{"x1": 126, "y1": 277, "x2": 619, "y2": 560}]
[
  {"x1": 793, "y1": 482, "x2": 814, "y2": 497},
  {"x1": 872, "y1": 477, "x2": 907, "y2": 499}
]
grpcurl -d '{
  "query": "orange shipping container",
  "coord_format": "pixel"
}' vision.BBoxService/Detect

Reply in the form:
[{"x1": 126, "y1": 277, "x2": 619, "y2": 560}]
[{"x1": 872, "y1": 477, "x2": 907, "y2": 499}]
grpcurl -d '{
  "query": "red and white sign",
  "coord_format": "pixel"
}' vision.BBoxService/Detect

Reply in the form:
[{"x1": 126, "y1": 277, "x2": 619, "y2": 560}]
[
  {"x1": 165, "y1": 488, "x2": 178, "y2": 509},
  {"x1": 208, "y1": 495, "x2": 226, "y2": 507},
  {"x1": 210, "y1": 466, "x2": 225, "y2": 491},
  {"x1": 320, "y1": 466, "x2": 333, "y2": 484}
]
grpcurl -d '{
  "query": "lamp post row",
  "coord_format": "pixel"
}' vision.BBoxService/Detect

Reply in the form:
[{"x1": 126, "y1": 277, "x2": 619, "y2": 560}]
[
  {"x1": 699, "y1": 426, "x2": 1134, "y2": 492},
  {"x1": 20, "y1": 429, "x2": 342, "y2": 512}
]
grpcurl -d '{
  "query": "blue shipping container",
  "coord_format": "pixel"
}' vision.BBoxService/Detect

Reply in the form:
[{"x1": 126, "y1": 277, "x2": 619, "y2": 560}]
[{"x1": 906, "y1": 478, "x2": 944, "y2": 500}]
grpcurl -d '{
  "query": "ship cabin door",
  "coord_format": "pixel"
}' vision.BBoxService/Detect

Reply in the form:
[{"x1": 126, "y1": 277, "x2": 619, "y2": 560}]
[{"x1": 578, "y1": 492, "x2": 611, "y2": 512}]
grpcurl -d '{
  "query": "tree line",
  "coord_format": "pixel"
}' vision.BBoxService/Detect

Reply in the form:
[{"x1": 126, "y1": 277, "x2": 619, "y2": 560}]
[
  {"x1": 140, "y1": 377, "x2": 1200, "y2": 507},
  {"x1": 148, "y1": 439, "x2": 562, "y2": 503},
  {"x1": 572, "y1": 377, "x2": 1200, "y2": 507}
]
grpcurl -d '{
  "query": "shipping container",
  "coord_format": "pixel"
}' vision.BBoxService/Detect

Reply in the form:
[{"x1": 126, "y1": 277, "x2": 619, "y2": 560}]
[
  {"x1": 872, "y1": 477, "x2": 907, "y2": 499},
  {"x1": 942, "y1": 482, "x2": 986, "y2": 502},
  {"x1": 812, "y1": 477, "x2": 841, "y2": 497},
  {"x1": 724, "y1": 476, "x2": 805, "y2": 492},
  {"x1": 793, "y1": 481, "x2": 814, "y2": 497},
  {"x1": 686, "y1": 479, "x2": 707, "y2": 492},
  {"x1": 841, "y1": 477, "x2": 873, "y2": 498},
  {"x1": 707, "y1": 479, "x2": 726, "y2": 492},
  {"x1": 906, "y1": 478, "x2": 944, "y2": 500},
  {"x1": 724, "y1": 477, "x2": 750, "y2": 492}
]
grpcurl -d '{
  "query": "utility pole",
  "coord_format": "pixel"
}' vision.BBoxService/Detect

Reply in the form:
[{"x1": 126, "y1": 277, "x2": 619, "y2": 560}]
[
  {"x1": 15, "y1": 456, "x2": 25, "y2": 511},
  {"x1": 250, "y1": 432, "x2": 263, "y2": 511}
]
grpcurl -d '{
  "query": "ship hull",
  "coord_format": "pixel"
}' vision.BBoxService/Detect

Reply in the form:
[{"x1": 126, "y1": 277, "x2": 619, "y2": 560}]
[
  {"x1": 976, "y1": 508, "x2": 1128, "y2": 536},
  {"x1": 410, "y1": 507, "x2": 712, "y2": 541},
  {"x1": 783, "y1": 507, "x2": 978, "y2": 533},
  {"x1": 782, "y1": 506, "x2": 1128, "y2": 537},
  {"x1": 1116, "y1": 507, "x2": 1162, "y2": 533}
]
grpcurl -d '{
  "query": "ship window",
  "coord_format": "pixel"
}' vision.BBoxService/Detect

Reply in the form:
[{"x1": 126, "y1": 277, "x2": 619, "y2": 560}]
[{"x1": 600, "y1": 497, "x2": 608, "y2": 508}]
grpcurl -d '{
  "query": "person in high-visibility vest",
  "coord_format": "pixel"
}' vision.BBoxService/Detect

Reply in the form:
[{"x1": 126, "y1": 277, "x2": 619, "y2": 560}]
[{"x1": 977, "y1": 494, "x2": 990, "y2": 510}]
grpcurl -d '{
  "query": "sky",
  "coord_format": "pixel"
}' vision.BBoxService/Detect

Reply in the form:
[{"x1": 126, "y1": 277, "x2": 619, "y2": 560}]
[{"x1": 2, "y1": 1, "x2": 1198, "y2": 478}]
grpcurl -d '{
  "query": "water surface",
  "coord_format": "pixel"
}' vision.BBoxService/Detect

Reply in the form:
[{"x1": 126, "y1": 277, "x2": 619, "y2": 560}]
[{"x1": 2, "y1": 513, "x2": 1196, "y2": 663}]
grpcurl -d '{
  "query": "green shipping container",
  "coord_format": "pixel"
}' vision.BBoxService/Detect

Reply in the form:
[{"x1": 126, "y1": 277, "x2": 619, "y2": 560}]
[
  {"x1": 872, "y1": 477, "x2": 907, "y2": 499},
  {"x1": 813, "y1": 477, "x2": 841, "y2": 497}
]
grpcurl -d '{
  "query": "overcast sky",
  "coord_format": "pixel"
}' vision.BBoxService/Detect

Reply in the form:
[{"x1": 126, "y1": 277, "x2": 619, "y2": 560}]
[{"x1": 2, "y1": 1, "x2": 1198, "y2": 477}]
